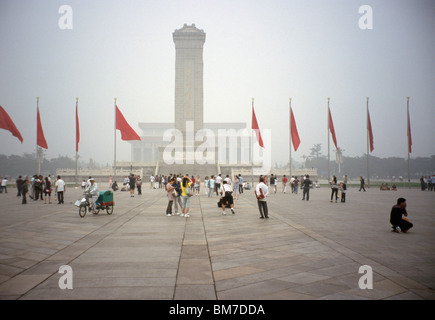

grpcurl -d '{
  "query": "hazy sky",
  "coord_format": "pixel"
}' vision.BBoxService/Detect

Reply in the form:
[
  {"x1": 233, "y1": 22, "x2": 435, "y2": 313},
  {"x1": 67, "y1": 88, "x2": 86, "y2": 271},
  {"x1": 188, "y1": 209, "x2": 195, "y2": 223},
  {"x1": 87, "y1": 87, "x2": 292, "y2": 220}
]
[{"x1": 0, "y1": 0, "x2": 434, "y2": 167}]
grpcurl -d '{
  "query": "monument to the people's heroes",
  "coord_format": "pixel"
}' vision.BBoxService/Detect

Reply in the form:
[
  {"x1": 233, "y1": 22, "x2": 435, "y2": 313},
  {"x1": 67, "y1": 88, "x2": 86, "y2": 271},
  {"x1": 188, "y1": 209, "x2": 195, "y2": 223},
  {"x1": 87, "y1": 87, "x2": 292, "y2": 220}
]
[{"x1": 128, "y1": 23, "x2": 250, "y2": 176}]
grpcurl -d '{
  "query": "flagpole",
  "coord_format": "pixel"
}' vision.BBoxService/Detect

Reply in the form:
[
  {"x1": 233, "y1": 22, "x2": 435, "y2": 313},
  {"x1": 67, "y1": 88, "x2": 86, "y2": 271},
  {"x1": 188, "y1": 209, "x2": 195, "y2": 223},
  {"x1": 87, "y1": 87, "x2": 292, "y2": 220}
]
[
  {"x1": 327, "y1": 97, "x2": 330, "y2": 184},
  {"x1": 251, "y1": 98, "x2": 254, "y2": 189},
  {"x1": 36, "y1": 96, "x2": 41, "y2": 175},
  {"x1": 407, "y1": 96, "x2": 410, "y2": 189},
  {"x1": 114, "y1": 98, "x2": 117, "y2": 183},
  {"x1": 289, "y1": 98, "x2": 292, "y2": 179},
  {"x1": 366, "y1": 97, "x2": 370, "y2": 189},
  {"x1": 75, "y1": 97, "x2": 79, "y2": 189}
]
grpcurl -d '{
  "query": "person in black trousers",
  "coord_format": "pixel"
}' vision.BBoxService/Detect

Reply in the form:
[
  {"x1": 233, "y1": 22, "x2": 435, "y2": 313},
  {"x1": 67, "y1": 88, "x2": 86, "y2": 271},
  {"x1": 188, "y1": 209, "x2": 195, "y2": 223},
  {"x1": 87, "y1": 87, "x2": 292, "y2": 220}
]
[{"x1": 302, "y1": 175, "x2": 312, "y2": 201}]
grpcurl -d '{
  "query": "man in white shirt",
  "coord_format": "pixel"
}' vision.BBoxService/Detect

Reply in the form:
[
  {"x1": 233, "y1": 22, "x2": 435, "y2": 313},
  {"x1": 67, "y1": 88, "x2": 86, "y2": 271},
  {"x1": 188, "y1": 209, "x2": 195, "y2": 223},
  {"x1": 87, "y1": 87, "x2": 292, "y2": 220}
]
[
  {"x1": 215, "y1": 174, "x2": 223, "y2": 196},
  {"x1": 255, "y1": 177, "x2": 269, "y2": 219},
  {"x1": 219, "y1": 180, "x2": 235, "y2": 215},
  {"x1": 55, "y1": 175, "x2": 66, "y2": 204},
  {"x1": 85, "y1": 178, "x2": 99, "y2": 214}
]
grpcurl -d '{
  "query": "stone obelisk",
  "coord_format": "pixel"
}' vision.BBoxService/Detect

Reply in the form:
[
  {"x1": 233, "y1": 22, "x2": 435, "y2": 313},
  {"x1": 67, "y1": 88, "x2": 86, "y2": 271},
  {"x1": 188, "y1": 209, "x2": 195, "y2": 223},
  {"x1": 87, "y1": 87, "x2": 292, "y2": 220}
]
[{"x1": 173, "y1": 24, "x2": 206, "y2": 135}]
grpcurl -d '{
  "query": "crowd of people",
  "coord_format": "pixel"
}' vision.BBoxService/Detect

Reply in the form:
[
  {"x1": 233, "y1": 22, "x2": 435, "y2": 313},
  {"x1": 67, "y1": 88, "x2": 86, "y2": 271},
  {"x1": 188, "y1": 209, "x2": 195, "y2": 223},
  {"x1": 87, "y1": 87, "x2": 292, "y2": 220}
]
[
  {"x1": 1, "y1": 174, "x2": 66, "y2": 205},
  {"x1": 0, "y1": 171, "x2": 419, "y2": 234},
  {"x1": 420, "y1": 175, "x2": 435, "y2": 191}
]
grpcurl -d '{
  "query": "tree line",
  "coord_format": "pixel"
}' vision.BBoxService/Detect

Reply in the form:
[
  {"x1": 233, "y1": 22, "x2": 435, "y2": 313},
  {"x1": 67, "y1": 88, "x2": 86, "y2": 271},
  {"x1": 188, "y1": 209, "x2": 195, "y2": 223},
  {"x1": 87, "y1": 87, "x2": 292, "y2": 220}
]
[{"x1": 0, "y1": 153, "x2": 101, "y2": 178}]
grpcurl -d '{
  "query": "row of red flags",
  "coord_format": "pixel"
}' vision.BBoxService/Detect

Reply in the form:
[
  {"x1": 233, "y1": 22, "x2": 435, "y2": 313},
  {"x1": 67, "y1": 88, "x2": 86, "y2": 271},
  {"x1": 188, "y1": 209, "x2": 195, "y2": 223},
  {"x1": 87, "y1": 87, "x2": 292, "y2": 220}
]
[
  {"x1": 0, "y1": 103, "x2": 141, "y2": 152},
  {"x1": 251, "y1": 101, "x2": 412, "y2": 153},
  {"x1": 1, "y1": 100, "x2": 413, "y2": 154}
]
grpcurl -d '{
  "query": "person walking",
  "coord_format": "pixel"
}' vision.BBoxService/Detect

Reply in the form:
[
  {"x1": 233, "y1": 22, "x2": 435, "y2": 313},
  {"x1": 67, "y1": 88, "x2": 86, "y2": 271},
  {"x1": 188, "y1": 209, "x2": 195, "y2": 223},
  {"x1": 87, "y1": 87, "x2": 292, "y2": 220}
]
[
  {"x1": 359, "y1": 176, "x2": 366, "y2": 192},
  {"x1": 215, "y1": 174, "x2": 222, "y2": 196},
  {"x1": 255, "y1": 177, "x2": 269, "y2": 219},
  {"x1": 281, "y1": 175, "x2": 288, "y2": 193},
  {"x1": 301, "y1": 175, "x2": 312, "y2": 201},
  {"x1": 219, "y1": 180, "x2": 235, "y2": 215},
  {"x1": 330, "y1": 176, "x2": 338, "y2": 203}
]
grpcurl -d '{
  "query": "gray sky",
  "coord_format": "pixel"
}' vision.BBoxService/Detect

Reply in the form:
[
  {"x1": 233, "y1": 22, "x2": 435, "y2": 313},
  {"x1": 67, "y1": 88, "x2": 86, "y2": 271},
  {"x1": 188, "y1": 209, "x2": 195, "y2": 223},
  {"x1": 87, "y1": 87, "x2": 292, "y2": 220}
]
[{"x1": 0, "y1": 0, "x2": 434, "y2": 167}]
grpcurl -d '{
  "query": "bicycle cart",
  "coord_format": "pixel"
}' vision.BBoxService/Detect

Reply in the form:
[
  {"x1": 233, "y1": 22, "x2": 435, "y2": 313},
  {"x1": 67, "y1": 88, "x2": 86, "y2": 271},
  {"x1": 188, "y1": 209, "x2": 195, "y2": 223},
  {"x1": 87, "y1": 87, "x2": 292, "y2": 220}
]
[{"x1": 75, "y1": 190, "x2": 114, "y2": 218}]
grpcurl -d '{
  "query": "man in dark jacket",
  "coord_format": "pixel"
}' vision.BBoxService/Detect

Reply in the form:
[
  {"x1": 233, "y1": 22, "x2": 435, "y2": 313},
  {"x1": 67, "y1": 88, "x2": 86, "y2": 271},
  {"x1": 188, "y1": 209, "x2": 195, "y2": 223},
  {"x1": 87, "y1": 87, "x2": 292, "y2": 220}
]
[{"x1": 390, "y1": 198, "x2": 413, "y2": 233}]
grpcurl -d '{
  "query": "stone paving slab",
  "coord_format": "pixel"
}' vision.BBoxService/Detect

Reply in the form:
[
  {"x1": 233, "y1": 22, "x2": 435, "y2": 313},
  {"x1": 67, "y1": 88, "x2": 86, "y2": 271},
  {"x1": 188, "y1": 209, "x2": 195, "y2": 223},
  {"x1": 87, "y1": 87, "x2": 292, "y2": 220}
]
[{"x1": 0, "y1": 184, "x2": 434, "y2": 300}]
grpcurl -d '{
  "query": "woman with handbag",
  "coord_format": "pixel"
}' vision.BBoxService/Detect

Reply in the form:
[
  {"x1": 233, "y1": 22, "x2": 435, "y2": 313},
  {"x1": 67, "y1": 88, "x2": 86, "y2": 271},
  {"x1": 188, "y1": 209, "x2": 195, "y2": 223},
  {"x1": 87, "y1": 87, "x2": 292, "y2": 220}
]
[{"x1": 180, "y1": 176, "x2": 192, "y2": 217}]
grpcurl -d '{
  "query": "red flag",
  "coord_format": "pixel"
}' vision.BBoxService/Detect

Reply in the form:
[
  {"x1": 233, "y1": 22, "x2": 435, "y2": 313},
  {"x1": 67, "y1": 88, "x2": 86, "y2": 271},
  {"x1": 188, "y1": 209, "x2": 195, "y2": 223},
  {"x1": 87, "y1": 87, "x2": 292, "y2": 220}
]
[
  {"x1": 367, "y1": 108, "x2": 374, "y2": 152},
  {"x1": 116, "y1": 106, "x2": 141, "y2": 141},
  {"x1": 76, "y1": 102, "x2": 80, "y2": 152},
  {"x1": 0, "y1": 105, "x2": 23, "y2": 143},
  {"x1": 328, "y1": 107, "x2": 338, "y2": 149},
  {"x1": 407, "y1": 106, "x2": 412, "y2": 153},
  {"x1": 37, "y1": 106, "x2": 48, "y2": 149},
  {"x1": 252, "y1": 106, "x2": 264, "y2": 148},
  {"x1": 290, "y1": 107, "x2": 300, "y2": 151}
]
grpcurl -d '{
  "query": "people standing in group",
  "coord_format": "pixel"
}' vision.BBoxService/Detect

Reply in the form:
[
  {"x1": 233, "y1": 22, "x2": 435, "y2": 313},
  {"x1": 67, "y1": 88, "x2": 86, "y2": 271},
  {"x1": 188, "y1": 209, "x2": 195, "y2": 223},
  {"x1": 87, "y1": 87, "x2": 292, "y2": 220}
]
[
  {"x1": 219, "y1": 180, "x2": 235, "y2": 215},
  {"x1": 180, "y1": 176, "x2": 192, "y2": 217},
  {"x1": 330, "y1": 176, "x2": 338, "y2": 203},
  {"x1": 215, "y1": 174, "x2": 222, "y2": 196},
  {"x1": 301, "y1": 175, "x2": 312, "y2": 201},
  {"x1": 55, "y1": 175, "x2": 66, "y2": 204},
  {"x1": 359, "y1": 176, "x2": 366, "y2": 192},
  {"x1": 255, "y1": 177, "x2": 269, "y2": 219},
  {"x1": 44, "y1": 176, "x2": 52, "y2": 204}
]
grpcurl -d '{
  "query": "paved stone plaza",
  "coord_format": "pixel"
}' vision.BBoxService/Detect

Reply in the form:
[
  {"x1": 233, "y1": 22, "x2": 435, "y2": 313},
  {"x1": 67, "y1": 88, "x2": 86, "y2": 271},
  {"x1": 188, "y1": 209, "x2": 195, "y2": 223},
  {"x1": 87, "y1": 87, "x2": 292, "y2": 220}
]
[{"x1": 0, "y1": 183, "x2": 434, "y2": 300}]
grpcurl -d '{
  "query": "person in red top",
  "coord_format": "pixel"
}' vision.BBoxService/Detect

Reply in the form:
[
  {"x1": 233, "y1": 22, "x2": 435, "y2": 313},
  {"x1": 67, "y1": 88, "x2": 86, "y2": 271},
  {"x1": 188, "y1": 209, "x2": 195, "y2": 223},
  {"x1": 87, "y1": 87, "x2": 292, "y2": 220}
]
[{"x1": 282, "y1": 175, "x2": 288, "y2": 193}]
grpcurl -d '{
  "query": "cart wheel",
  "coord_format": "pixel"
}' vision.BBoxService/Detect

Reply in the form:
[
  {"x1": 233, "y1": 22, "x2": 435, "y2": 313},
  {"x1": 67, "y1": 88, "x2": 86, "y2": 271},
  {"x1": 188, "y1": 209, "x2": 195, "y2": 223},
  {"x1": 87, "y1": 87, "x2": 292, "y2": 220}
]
[
  {"x1": 79, "y1": 205, "x2": 87, "y2": 218},
  {"x1": 107, "y1": 205, "x2": 113, "y2": 215},
  {"x1": 94, "y1": 208, "x2": 100, "y2": 214}
]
